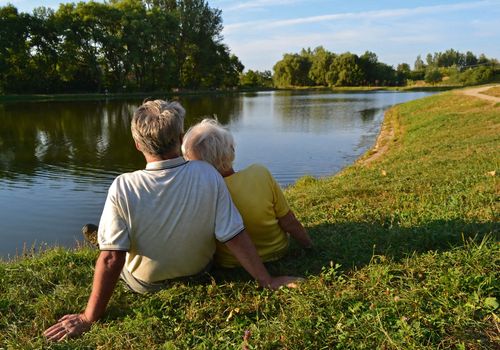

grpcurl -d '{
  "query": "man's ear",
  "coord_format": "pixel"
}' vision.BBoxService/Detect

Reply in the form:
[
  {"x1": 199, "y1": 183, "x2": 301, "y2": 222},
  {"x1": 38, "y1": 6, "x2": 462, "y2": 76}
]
[{"x1": 134, "y1": 141, "x2": 142, "y2": 151}]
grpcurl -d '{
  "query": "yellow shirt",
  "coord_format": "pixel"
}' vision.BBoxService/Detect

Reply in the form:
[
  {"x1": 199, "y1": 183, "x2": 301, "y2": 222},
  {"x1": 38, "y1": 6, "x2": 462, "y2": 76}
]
[{"x1": 215, "y1": 164, "x2": 290, "y2": 267}]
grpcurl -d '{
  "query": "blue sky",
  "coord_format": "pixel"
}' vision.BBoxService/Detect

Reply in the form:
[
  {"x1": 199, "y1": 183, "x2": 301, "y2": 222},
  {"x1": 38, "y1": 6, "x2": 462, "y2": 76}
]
[{"x1": 3, "y1": 0, "x2": 500, "y2": 71}]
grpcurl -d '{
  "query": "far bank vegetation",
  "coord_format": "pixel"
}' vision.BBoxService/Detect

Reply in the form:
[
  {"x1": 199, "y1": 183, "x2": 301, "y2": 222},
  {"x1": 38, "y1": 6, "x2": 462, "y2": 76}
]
[{"x1": 268, "y1": 47, "x2": 499, "y2": 89}]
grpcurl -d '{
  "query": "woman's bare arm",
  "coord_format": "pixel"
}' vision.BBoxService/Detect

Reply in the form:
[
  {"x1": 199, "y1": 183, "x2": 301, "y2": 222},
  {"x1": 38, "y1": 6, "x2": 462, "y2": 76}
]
[{"x1": 278, "y1": 210, "x2": 312, "y2": 248}]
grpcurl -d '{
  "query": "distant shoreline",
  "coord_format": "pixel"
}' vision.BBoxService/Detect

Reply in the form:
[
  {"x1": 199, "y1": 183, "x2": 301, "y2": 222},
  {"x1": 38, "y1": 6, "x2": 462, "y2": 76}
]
[{"x1": 0, "y1": 85, "x2": 459, "y2": 103}]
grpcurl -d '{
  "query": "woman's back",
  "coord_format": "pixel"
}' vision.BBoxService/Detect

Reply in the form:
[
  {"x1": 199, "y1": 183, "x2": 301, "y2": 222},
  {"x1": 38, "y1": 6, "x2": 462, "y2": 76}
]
[{"x1": 215, "y1": 164, "x2": 290, "y2": 267}]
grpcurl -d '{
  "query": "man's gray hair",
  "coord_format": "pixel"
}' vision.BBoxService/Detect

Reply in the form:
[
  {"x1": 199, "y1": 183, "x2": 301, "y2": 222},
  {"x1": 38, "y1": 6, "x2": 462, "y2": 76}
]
[
  {"x1": 182, "y1": 118, "x2": 235, "y2": 173},
  {"x1": 131, "y1": 100, "x2": 186, "y2": 156}
]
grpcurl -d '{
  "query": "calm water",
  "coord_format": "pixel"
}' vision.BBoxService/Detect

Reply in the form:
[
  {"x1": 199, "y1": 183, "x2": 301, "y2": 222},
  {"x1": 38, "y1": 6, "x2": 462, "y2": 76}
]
[{"x1": 0, "y1": 90, "x2": 433, "y2": 258}]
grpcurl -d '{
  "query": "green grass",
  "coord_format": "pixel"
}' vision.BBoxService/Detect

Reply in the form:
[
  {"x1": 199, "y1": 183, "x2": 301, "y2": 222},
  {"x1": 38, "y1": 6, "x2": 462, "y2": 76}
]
[
  {"x1": 280, "y1": 85, "x2": 460, "y2": 93},
  {"x1": 1, "y1": 91, "x2": 499, "y2": 349},
  {"x1": 482, "y1": 87, "x2": 500, "y2": 98}
]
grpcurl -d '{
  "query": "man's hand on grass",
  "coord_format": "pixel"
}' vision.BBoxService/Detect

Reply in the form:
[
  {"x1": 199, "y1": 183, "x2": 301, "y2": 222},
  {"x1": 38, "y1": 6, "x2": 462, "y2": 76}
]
[{"x1": 44, "y1": 313, "x2": 92, "y2": 342}]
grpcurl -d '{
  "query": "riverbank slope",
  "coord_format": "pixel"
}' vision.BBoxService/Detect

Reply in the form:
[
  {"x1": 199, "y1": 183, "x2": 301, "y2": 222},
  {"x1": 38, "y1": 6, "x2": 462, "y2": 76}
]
[{"x1": 1, "y1": 89, "x2": 499, "y2": 348}]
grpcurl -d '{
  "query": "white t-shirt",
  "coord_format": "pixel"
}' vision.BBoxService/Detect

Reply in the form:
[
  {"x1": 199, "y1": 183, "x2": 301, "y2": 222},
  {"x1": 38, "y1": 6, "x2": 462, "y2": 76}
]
[{"x1": 98, "y1": 157, "x2": 244, "y2": 283}]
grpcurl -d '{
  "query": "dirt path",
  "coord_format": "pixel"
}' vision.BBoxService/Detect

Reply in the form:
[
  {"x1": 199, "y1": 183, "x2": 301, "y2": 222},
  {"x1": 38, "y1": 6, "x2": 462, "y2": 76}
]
[
  {"x1": 459, "y1": 84, "x2": 500, "y2": 103},
  {"x1": 359, "y1": 85, "x2": 500, "y2": 167}
]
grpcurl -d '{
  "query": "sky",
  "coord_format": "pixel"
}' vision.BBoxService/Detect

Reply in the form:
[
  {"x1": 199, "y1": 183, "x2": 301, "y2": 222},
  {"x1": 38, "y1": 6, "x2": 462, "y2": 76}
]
[{"x1": 2, "y1": 0, "x2": 500, "y2": 71}]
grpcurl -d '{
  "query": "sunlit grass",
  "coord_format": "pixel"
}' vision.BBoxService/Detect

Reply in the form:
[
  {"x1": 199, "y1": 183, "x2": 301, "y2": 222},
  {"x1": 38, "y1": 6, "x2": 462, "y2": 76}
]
[
  {"x1": 481, "y1": 86, "x2": 500, "y2": 98},
  {"x1": 0, "y1": 91, "x2": 498, "y2": 348}
]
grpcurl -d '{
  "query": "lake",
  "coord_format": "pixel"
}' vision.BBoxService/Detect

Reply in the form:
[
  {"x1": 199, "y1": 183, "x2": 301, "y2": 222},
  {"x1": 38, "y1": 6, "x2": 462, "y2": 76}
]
[{"x1": 0, "y1": 90, "x2": 433, "y2": 259}]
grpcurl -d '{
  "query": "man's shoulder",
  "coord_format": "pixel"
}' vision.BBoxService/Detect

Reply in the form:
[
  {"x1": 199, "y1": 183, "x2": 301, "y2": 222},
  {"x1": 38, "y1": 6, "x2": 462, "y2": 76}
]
[
  {"x1": 113, "y1": 169, "x2": 145, "y2": 182},
  {"x1": 107, "y1": 169, "x2": 149, "y2": 193}
]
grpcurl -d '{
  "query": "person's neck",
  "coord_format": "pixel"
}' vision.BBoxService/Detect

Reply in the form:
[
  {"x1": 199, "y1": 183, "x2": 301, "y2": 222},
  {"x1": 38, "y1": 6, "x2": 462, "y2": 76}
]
[
  {"x1": 221, "y1": 168, "x2": 235, "y2": 178},
  {"x1": 144, "y1": 150, "x2": 181, "y2": 164}
]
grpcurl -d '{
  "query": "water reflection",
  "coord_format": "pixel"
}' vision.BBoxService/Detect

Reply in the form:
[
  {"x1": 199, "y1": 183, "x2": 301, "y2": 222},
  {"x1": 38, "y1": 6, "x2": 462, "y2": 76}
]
[
  {"x1": 0, "y1": 91, "x2": 433, "y2": 258},
  {"x1": 0, "y1": 101, "x2": 138, "y2": 183},
  {"x1": 273, "y1": 92, "x2": 379, "y2": 134},
  {"x1": 0, "y1": 95, "x2": 242, "y2": 185}
]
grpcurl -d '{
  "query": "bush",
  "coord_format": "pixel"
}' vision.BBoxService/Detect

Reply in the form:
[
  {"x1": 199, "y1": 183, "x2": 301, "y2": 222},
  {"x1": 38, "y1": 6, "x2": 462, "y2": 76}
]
[
  {"x1": 424, "y1": 68, "x2": 443, "y2": 84},
  {"x1": 447, "y1": 66, "x2": 495, "y2": 86},
  {"x1": 239, "y1": 70, "x2": 273, "y2": 88}
]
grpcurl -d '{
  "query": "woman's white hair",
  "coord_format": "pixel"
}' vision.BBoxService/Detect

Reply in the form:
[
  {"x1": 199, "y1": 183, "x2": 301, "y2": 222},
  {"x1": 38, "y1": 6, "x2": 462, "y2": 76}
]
[{"x1": 182, "y1": 118, "x2": 235, "y2": 173}]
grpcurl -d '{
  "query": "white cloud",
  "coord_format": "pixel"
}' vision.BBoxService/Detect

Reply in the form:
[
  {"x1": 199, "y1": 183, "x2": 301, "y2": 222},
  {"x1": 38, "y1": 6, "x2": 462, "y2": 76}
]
[
  {"x1": 225, "y1": 0, "x2": 301, "y2": 12},
  {"x1": 224, "y1": 1, "x2": 497, "y2": 33}
]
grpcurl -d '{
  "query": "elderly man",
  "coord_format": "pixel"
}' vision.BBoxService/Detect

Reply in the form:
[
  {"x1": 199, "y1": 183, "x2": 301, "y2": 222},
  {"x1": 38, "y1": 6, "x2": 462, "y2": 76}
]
[{"x1": 44, "y1": 100, "x2": 298, "y2": 341}]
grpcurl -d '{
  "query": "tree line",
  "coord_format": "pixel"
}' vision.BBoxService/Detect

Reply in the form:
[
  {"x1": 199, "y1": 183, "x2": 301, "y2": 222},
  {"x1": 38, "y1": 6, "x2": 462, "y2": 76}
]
[
  {"x1": 0, "y1": 0, "x2": 243, "y2": 94},
  {"x1": 1, "y1": 0, "x2": 498, "y2": 95},
  {"x1": 270, "y1": 47, "x2": 498, "y2": 88}
]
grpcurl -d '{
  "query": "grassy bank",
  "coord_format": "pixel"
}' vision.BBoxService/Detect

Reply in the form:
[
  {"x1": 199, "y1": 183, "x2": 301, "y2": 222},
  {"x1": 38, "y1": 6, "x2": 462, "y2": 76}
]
[
  {"x1": 482, "y1": 86, "x2": 500, "y2": 98},
  {"x1": 1, "y1": 91, "x2": 499, "y2": 348},
  {"x1": 279, "y1": 85, "x2": 460, "y2": 93}
]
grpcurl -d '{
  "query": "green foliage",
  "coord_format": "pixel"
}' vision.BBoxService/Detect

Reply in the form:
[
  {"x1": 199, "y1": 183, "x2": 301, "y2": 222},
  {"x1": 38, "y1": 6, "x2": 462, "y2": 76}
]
[
  {"x1": 0, "y1": 5, "x2": 31, "y2": 93},
  {"x1": 273, "y1": 48, "x2": 400, "y2": 88},
  {"x1": 328, "y1": 52, "x2": 364, "y2": 86},
  {"x1": 308, "y1": 46, "x2": 335, "y2": 86},
  {"x1": 425, "y1": 49, "x2": 487, "y2": 69},
  {"x1": 1, "y1": 92, "x2": 499, "y2": 348},
  {"x1": 359, "y1": 51, "x2": 388, "y2": 85},
  {"x1": 450, "y1": 67, "x2": 495, "y2": 86},
  {"x1": 396, "y1": 63, "x2": 411, "y2": 84},
  {"x1": 273, "y1": 53, "x2": 312, "y2": 87},
  {"x1": 239, "y1": 70, "x2": 272, "y2": 88},
  {"x1": 413, "y1": 55, "x2": 425, "y2": 71},
  {"x1": 0, "y1": 0, "x2": 243, "y2": 93},
  {"x1": 271, "y1": 48, "x2": 496, "y2": 88},
  {"x1": 424, "y1": 67, "x2": 443, "y2": 84}
]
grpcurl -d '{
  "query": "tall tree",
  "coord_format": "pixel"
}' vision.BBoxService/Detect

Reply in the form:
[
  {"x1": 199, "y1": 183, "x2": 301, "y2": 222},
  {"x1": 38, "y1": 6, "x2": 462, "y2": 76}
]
[
  {"x1": 308, "y1": 46, "x2": 335, "y2": 86},
  {"x1": 0, "y1": 5, "x2": 31, "y2": 93},
  {"x1": 273, "y1": 53, "x2": 312, "y2": 87},
  {"x1": 28, "y1": 7, "x2": 61, "y2": 92},
  {"x1": 396, "y1": 63, "x2": 411, "y2": 84},
  {"x1": 414, "y1": 55, "x2": 425, "y2": 71},
  {"x1": 464, "y1": 51, "x2": 478, "y2": 67},
  {"x1": 327, "y1": 53, "x2": 363, "y2": 86}
]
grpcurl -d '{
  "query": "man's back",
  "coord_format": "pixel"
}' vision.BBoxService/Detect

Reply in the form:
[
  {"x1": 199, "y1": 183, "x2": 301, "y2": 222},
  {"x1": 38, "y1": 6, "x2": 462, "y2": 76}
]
[
  {"x1": 44, "y1": 100, "x2": 300, "y2": 343},
  {"x1": 98, "y1": 157, "x2": 244, "y2": 283}
]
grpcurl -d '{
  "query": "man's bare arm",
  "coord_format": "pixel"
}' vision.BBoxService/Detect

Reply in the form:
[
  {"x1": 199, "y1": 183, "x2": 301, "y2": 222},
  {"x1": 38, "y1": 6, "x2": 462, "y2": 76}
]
[
  {"x1": 44, "y1": 250, "x2": 125, "y2": 342},
  {"x1": 278, "y1": 210, "x2": 312, "y2": 248},
  {"x1": 224, "y1": 229, "x2": 300, "y2": 289}
]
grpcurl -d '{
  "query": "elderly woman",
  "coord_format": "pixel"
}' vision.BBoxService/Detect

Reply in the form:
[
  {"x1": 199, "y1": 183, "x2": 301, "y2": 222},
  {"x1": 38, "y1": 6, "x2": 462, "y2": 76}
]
[{"x1": 182, "y1": 119, "x2": 312, "y2": 268}]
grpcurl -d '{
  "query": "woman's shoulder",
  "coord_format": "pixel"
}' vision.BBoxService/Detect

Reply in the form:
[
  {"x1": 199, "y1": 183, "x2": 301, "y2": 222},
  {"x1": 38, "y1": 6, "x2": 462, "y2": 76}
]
[
  {"x1": 243, "y1": 163, "x2": 270, "y2": 173},
  {"x1": 241, "y1": 164, "x2": 278, "y2": 184}
]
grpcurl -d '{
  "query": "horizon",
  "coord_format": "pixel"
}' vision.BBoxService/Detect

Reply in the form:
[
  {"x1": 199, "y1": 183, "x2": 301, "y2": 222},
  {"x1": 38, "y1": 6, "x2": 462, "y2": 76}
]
[{"x1": 1, "y1": 0, "x2": 499, "y2": 71}]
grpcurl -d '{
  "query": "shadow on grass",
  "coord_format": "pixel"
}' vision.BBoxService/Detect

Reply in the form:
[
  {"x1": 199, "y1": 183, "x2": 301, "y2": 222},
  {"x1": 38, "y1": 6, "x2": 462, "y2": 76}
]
[
  {"x1": 210, "y1": 219, "x2": 499, "y2": 282},
  {"x1": 100, "y1": 219, "x2": 499, "y2": 322}
]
